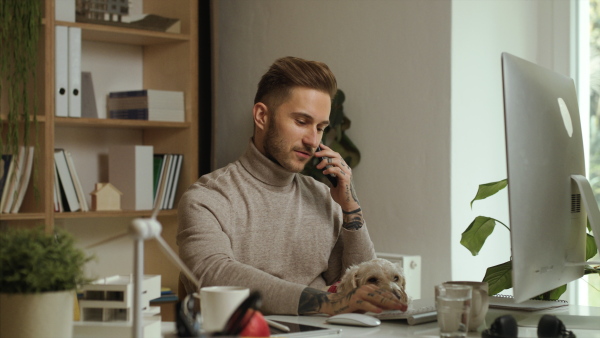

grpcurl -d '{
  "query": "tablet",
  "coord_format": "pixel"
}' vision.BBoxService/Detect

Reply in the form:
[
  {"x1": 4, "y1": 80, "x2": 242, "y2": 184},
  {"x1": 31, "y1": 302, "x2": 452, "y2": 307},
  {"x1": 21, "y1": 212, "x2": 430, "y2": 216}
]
[{"x1": 268, "y1": 320, "x2": 341, "y2": 337}]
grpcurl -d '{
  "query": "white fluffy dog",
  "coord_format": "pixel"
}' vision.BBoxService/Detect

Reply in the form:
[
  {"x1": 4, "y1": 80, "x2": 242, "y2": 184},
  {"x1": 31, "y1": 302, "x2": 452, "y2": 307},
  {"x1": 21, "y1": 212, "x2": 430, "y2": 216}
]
[{"x1": 336, "y1": 258, "x2": 409, "y2": 304}]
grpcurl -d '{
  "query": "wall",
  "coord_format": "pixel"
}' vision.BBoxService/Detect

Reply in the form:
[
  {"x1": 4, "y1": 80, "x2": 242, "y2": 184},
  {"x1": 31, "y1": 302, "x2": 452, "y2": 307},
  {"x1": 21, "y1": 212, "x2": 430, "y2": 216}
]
[
  {"x1": 212, "y1": 0, "x2": 452, "y2": 298},
  {"x1": 450, "y1": 0, "x2": 575, "y2": 286},
  {"x1": 212, "y1": 0, "x2": 577, "y2": 300}
]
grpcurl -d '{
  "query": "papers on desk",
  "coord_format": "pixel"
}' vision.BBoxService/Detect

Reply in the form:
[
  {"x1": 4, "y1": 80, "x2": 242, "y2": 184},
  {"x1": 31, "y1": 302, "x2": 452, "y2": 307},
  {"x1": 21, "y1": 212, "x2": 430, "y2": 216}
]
[{"x1": 489, "y1": 295, "x2": 568, "y2": 311}]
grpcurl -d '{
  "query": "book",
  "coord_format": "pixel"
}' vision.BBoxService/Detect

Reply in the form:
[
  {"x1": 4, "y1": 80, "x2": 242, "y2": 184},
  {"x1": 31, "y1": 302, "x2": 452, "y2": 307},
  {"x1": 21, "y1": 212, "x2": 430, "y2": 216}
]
[
  {"x1": 81, "y1": 72, "x2": 98, "y2": 118},
  {"x1": 153, "y1": 154, "x2": 165, "y2": 198},
  {"x1": 152, "y1": 154, "x2": 171, "y2": 210},
  {"x1": 0, "y1": 154, "x2": 14, "y2": 210},
  {"x1": 53, "y1": 165, "x2": 63, "y2": 212},
  {"x1": 10, "y1": 146, "x2": 35, "y2": 213},
  {"x1": 2, "y1": 146, "x2": 27, "y2": 213},
  {"x1": 160, "y1": 154, "x2": 174, "y2": 210},
  {"x1": 109, "y1": 108, "x2": 184, "y2": 122},
  {"x1": 167, "y1": 154, "x2": 183, "y2": 209},
  {"x1": 161, "y1": 155, "x2": 174, "y2": 210},
  {"x1": 55, "y1": 149, "x2": 81, "y2": 212},
  {"x1": 109, "y1": 145, "x2": 154, "y2": 210},
  {"x1": 489, "y1": 294, "x2": 568, "y2": 311},
  {"x1": 107, "y1": 89, "x2": 184, "y2": 122},
  {"x1": 109, "y1": 108, "x2": 148, "y2": 120},
  {"x1": 65, "y1": 151, "x2": 88, "y2": 212}
]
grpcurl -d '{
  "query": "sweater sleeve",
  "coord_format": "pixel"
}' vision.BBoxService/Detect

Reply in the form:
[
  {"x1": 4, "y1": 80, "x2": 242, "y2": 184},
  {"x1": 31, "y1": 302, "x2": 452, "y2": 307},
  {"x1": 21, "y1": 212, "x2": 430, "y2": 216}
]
[
  {"x1": 177, "y1": 184, "x2": 306, "y2": 315},
  {"x1": 322, "y1": 221, "x2": 377, "y2": 286}
]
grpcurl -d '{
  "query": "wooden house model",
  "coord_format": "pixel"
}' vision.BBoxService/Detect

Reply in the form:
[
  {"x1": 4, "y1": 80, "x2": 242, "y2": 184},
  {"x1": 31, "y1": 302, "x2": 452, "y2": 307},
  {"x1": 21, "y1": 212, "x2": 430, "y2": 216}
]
[{"x1": 91, "y1": 182, "x2": 122, "y2": 211}]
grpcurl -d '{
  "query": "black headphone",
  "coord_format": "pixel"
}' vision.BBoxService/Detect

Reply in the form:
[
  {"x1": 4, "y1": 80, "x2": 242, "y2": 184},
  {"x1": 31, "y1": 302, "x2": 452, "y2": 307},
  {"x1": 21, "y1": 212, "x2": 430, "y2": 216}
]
[{"x1": 482, "y1": 314, "x2": 575, "y2": 338}]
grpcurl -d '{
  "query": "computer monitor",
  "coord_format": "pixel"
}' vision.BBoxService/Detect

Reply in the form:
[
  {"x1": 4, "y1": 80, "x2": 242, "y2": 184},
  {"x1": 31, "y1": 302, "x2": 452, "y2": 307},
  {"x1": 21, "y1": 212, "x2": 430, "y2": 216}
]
[{"x1": 501, "y1": 52, "x2": 600, "y2": 302}]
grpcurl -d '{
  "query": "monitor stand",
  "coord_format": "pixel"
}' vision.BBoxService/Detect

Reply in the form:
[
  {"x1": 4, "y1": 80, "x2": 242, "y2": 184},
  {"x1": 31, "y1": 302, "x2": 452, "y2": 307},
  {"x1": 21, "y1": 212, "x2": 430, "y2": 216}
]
[{"x1": 569, "y1": 175, "x2": 600, "y2": 266}]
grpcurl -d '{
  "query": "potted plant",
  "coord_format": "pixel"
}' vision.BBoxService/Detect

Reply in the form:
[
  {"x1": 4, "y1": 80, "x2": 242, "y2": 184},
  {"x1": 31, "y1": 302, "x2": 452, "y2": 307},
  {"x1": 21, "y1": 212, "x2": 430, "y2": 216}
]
[
  {"x1": 0, "y1": 227, "x2": 92, "y2": 338},
  {"x1": 461, "y1": 179, "x2": 600, "y2": 300}
]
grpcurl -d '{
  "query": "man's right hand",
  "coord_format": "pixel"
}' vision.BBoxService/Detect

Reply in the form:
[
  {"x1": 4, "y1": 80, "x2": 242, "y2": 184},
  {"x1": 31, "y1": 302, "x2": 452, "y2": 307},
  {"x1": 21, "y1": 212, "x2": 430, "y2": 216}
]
[{"x1": 298, "y1": 285, "x2": 408, "y2": 316}]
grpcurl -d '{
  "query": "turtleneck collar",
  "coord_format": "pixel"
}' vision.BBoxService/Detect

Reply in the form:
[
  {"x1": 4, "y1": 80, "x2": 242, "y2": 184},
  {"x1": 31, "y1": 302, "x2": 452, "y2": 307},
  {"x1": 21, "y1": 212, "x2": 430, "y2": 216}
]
[{"x1": 239, "y1": 139, "x2": 297, "y2": 187}]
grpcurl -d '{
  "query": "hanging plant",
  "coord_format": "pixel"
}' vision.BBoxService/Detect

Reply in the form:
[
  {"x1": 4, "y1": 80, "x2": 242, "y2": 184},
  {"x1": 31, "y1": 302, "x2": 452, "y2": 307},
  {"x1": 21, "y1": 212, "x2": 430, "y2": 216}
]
[{"x1": 0, "y1": 1, "x2": 41, "y2": 202}]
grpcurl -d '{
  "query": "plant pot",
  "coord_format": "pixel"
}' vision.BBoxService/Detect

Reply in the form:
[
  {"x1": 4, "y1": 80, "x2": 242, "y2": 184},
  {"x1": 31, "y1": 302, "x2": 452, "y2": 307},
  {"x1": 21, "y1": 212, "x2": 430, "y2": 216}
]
[{"x1": 0, "y1": 290, "x2": 74, "y2": 338}]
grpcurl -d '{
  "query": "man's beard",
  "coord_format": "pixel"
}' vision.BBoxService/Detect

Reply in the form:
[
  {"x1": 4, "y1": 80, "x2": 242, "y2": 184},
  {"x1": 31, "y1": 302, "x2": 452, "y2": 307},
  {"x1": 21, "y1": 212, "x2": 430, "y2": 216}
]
[{"x1": 263, "y1": 117, "x2": 311, "y2": 173}]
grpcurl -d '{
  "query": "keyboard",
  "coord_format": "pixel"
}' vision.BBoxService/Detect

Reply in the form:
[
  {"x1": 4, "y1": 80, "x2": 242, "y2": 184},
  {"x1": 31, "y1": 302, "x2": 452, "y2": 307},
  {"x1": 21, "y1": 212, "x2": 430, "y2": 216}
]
[{"x1": 367, "y1": 298, "x2": 437, "y2": 325}]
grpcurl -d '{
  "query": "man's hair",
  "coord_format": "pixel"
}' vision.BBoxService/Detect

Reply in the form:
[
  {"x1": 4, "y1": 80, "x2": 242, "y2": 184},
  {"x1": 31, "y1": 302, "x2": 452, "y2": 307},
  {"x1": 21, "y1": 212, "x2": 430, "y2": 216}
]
[{"x1": 254, "y1": 56, "x2": 338, "y2": 110}]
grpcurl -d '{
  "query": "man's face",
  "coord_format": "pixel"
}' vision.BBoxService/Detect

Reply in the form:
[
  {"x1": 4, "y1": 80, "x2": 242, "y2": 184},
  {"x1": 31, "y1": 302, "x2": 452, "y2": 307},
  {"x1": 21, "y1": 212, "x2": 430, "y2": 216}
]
[{"x1": 263, "y1": 87, "x2": 331, "y2": 173}]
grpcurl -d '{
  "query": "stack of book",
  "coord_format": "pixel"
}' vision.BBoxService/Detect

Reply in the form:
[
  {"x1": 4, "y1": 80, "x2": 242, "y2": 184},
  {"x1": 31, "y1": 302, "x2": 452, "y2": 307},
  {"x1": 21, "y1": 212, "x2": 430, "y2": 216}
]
[
  {"x1": 153, "y1": 154, "x2": 183, "y2": 210},
  {"x1": 54, "y1": 149, "x2": 89, "y2": 212},
  {"x1": 0, "y1": 146, "x2": 35, "y2": 213},
  {"x1": 107, "y1": 89, "x2": 184, "y2": 122}
]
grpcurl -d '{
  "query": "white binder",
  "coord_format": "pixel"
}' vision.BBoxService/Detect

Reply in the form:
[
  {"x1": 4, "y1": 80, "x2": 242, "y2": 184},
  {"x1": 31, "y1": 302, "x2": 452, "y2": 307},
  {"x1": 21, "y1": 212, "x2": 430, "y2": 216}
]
[
  {"x1": 55, "y1": 26, "x2": 69, "y2": 117},
  {"x1": 68, "y1": 27, "x2": 82, "y2": 118}
]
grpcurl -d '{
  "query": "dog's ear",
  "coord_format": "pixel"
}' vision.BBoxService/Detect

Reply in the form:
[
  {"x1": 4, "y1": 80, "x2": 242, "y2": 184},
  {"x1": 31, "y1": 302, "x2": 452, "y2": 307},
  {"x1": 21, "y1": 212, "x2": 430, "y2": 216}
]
[
  {"x1": 346, "y1": 265, "x2": 361, "y2": 289},
  {"x1": 337, "y1": 265, "x2": 360, "y2": 294}
]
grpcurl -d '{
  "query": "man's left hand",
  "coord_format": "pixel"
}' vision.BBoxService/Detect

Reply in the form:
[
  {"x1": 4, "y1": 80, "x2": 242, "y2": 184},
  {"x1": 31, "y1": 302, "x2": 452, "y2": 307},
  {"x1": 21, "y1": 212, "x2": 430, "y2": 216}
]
[{"x1": 315, "y1": 144, "x2": 360, "y2": 211}]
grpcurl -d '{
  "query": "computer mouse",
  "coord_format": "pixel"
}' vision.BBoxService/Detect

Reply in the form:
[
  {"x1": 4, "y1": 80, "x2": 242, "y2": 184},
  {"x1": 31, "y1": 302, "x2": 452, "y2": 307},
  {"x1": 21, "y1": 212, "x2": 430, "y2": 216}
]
[{"x1": 325, "y1": 313, "x2": 381, "y2": 327}]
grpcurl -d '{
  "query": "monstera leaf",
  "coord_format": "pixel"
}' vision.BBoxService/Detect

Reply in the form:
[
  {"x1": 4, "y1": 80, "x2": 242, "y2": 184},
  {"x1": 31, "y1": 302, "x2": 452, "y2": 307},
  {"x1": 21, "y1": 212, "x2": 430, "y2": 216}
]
[{"x1": 303, "y1": 89, "x2": 361, "y2": 185}]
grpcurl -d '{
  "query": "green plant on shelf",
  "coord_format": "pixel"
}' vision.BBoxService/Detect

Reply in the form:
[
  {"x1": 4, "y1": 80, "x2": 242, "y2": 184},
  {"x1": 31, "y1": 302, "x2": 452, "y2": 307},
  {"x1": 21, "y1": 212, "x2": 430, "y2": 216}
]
[{"x1": 461, "y1": 179, "x2": 600, "y2": 300}]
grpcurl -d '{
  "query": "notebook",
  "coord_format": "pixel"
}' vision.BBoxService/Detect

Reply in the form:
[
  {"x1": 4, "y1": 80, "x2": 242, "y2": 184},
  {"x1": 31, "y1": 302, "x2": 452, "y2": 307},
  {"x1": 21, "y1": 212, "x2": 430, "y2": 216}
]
[{"x1": 367, "y1": 298, "x2": 437, "y2": 325}]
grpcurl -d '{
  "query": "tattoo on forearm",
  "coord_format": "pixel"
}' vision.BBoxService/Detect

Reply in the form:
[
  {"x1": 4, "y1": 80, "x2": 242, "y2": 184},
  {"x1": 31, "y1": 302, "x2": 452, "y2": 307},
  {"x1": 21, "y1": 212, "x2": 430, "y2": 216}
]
[
  {"x1": 342, "y1": 207, "x2": 364, "y2": 230},
  {"x1": 350, "y1": 181, "x2": 359, "y2": 203},
  {"x1": 298, "y1": 288, "x2": 330, "y2": 314}
]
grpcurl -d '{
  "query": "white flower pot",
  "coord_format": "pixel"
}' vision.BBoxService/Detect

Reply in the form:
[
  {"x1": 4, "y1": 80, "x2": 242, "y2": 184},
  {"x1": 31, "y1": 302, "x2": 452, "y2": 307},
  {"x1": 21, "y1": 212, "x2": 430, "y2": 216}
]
[{"x1": 0, "y1": 290, "x2": 74, "y2": 338}]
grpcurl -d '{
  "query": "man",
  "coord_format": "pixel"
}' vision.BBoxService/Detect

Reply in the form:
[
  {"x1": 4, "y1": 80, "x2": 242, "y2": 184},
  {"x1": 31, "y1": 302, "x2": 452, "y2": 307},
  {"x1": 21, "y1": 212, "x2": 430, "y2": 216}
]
[{"x1": 178, "y1": 56, "x2": 407, "y2": 315}]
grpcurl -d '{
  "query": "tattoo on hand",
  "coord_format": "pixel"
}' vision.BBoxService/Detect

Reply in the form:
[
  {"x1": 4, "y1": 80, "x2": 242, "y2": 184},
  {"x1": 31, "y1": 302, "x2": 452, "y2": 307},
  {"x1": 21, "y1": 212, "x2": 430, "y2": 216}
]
[{"x1": 342, "y1": 207, "x2": 364, "y2": 230}]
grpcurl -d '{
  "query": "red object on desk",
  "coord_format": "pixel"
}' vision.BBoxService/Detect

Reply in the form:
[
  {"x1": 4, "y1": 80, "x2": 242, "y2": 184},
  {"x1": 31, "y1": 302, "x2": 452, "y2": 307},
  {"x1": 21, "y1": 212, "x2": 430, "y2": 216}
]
[{"x1": 240, "y1": 309, "x2": 270, "y2": 337}]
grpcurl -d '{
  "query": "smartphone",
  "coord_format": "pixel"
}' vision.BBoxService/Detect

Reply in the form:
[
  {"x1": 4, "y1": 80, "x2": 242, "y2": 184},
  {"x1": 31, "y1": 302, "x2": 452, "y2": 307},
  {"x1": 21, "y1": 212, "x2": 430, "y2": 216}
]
[{"x1": 316, "y1": 145, "x2": 338, "y2": 187}]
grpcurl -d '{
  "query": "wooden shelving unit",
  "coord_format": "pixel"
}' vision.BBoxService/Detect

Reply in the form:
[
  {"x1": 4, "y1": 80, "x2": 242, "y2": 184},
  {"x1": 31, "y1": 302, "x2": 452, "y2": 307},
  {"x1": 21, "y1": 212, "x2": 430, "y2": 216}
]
[{"x1": 1, "y1": 0, "x2": 202, "y2": 290}]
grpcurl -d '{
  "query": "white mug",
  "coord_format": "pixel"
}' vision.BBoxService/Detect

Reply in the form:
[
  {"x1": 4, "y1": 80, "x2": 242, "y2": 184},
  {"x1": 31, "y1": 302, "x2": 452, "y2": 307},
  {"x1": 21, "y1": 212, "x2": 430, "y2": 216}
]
[{"x1": 199, "y1": 286, "x2": 249, "y2": 333}]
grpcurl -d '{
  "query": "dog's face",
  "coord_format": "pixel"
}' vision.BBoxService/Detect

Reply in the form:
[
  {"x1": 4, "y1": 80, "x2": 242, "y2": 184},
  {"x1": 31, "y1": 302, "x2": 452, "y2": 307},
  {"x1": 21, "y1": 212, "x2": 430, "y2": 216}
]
[{"x1": 337, "y1": 258, "x2": 408, "y2": 304}]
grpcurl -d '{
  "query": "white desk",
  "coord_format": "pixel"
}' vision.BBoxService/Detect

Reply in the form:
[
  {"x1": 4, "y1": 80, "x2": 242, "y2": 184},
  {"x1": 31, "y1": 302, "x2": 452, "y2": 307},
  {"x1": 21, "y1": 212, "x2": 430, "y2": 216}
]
[{"x1": 161, "y1": 305, "x2": 600, "y2": 338}]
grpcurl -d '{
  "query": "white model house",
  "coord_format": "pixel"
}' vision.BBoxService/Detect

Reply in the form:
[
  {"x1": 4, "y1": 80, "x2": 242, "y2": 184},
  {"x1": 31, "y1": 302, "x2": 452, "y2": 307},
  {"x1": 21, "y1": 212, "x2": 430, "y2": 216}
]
[{"x1": 73, "y1": 275, "x2": 162, "y2": 338}]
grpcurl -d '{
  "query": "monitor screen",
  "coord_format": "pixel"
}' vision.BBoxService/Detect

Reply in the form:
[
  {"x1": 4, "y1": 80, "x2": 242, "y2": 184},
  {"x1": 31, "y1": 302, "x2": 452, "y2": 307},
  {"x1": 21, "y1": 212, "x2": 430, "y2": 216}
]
[{"x1": 502, "y1": 52, "x2": 591, "y2": 302}]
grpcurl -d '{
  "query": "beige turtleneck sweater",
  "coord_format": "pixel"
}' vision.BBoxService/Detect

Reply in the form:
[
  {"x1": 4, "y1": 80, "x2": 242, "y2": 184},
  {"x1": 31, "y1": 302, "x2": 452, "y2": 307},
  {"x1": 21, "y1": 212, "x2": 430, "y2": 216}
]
[{"x1": 177, "y1": 141, "x2": 376, "y2": 315}]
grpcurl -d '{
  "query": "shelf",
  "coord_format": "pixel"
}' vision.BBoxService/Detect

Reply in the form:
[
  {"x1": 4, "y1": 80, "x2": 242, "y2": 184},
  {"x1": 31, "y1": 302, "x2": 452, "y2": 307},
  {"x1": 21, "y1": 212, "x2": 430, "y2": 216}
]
[
  {"x1": 55, "y1": 117, "x2": 191, "y2": 129},
  {"x1": 0, "y1": 213, "x2": 46, "y2": 221},
  {"x1": 0, "y1": 115, "x2": 46, "y2": 124},
  {"x1": 55, "y1": 20, "x2": 189, "y2": 45},
  {"x1": 54, "y1": 209, "x2": 177, "y2": 219}
]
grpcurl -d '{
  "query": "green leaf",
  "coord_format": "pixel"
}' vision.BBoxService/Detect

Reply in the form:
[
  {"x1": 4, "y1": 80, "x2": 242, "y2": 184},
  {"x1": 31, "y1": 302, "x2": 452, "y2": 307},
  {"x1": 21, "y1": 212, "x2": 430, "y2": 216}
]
[
  {"x1": 483, "y1": 260, "x2": 512, "y2": 296},
  {"x1": 461, "y1": 216, "x2": 497, "y2": 256},
  {"x1": 586, "y1": 234, "x2": 598, "y2": 261},
  {"x1": 470, "y1": 179, "x2": 508, "y2": 208},
  {"x1": 532, "y1": 285, "x2": 567, "y2": 301}
]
